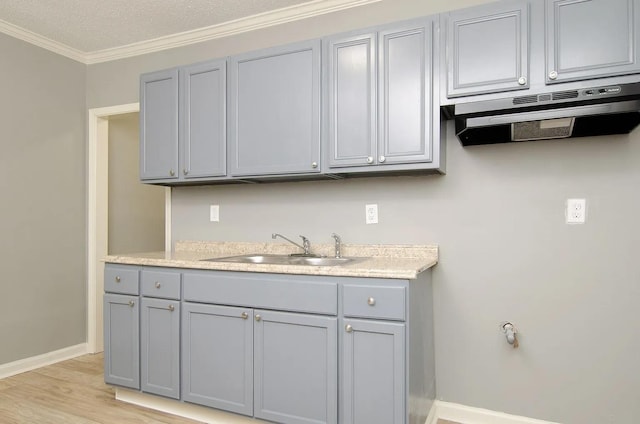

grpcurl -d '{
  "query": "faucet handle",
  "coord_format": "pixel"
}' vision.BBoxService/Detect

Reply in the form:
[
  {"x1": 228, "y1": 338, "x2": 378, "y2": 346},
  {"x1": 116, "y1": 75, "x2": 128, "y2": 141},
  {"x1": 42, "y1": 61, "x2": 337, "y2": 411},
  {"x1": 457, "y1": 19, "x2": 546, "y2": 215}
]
[
  {"x1": 299, "y1": 235, "x2": 310, "y2": 254},
  {"x1": 331, "y1": 233, "x2": 342, "y2": 258}
]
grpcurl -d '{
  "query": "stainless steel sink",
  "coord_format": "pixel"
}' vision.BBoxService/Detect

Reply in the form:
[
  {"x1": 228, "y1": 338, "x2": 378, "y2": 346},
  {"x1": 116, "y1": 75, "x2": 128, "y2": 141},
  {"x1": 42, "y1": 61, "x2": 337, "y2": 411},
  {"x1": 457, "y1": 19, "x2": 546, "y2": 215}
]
[{"x1": 201, "y1": 254, "x2": 358, "y2": 266}]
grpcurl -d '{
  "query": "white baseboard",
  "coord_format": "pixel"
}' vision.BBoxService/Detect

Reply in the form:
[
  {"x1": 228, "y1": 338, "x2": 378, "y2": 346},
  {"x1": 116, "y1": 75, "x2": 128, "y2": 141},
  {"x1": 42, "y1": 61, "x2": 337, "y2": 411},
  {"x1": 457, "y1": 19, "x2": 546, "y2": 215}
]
[
  {"x1": 0, "y1": 343, "x2": 89, "y2": 380},
  {"x1": 116, "y1": 388, "x2": 270, "y2": 424},
  {"x1": 428, "y1": 400, "x2": 562, "y2": 424}
]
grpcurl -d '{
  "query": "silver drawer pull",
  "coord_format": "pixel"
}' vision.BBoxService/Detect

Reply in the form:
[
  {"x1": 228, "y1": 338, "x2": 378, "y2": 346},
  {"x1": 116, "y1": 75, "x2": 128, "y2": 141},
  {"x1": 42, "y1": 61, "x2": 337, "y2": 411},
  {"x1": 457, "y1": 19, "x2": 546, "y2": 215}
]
[
  {"x1": 367, "y1": 297, "x2": 376, "y2": 306},
  {"x1": 241, "y1": 312, "x2": 249, "y2": 319},
  {"x1": 168, "y1": 305, "x2": 175, "y2": 312},
  {"x1": 155, "y1": 282, "x2": 161, "y2": 289},
  {"x1": 255, "y1": 314, "x2": 262, "y2": 322},
  {"x1": 345, "y1": 324, "x2": 353, "y2": 333},
  {"x1": 115, "y1": 276, "x2": 121, "y2": 283},
  {"x1": 128, "y1": 300, "x2": 135, "y2": 307}
]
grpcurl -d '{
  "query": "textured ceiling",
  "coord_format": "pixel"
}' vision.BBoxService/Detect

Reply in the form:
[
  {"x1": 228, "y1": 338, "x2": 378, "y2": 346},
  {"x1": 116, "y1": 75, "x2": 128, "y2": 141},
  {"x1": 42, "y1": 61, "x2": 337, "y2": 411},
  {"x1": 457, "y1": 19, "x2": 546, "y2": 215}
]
[{"x1": 0, "y1": 0, "x2": 315, "y2": 52}]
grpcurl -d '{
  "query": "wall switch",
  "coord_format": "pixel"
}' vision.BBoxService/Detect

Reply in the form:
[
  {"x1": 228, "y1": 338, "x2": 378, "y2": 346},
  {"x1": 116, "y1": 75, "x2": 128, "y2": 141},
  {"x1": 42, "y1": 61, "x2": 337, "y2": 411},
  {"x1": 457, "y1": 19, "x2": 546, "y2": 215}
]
[
  {"x1": 566, "y1": 198, "x2": 586, "y2": 224},
  {"x1": 210, "y1": 205, "x2": 220, "y2": 222},
  {"x1": 365, "y1": 204, "x2": 378, "y2": 224}
]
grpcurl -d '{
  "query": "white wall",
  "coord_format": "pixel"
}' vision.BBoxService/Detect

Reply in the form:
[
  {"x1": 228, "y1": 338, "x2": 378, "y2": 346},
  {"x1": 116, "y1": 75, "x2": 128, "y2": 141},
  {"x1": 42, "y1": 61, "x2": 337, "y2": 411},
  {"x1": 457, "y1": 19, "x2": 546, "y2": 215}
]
[
  {"x1": 85, "y1": 1, "x2": 640, "y2": 422},
  {"x1": 0, "y1": 33, "x2": 86, "y2": 363},
  {"x1": 108, "y1": 112, "x2": 165, "y2": 254}
]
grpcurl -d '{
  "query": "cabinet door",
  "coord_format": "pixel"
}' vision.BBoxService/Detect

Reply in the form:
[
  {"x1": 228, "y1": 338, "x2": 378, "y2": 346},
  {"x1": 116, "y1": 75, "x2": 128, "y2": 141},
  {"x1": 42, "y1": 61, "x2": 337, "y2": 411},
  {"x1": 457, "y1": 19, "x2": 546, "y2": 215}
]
[
  {"x1": 140, "y1": 68, "x2": 179, "y2": 180},
  {"x1": 182, "y1": 303, "x2": 253, "y2": 416},
  {"x1": 229, "y1": 40, "x2": 321, "y2": 176},
  {"x1": 326, "y1": 32, "x2": 377, "y2": 168},
  {"x1": 104, "y1": 294, "x2": 139, "y2": 389},
  {"x1": 254, "y1": 310, "x2": 337, "y2": 424},
  {"x1": 341, "y1": 319, "x2": 405, "y2": 424},
  {"x1": 444, "y1": 0, "x2": 529, "y2": 97},
  {"x1": 378, "y1": 20, "x2": 434, "y2": 165},
  {"x1": 546, "y1": 0, "x2": 640, "y2": 83},
  {"x1": 181, "y1": 60, "x2": 226, "y2": 179},
  {"x1": 140, "y1": 298, "x2": 180, "y2": 399}
]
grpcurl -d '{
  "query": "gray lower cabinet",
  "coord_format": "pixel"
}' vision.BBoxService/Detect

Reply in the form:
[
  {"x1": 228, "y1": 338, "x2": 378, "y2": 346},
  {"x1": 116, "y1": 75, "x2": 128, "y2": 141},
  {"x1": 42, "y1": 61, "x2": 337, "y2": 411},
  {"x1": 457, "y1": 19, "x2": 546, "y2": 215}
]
[
  {"x1": 229, "y1": 40, "x2": 321, "y2": 177},
  {"x1": 254, "y1": 310, "x2": 337, "y2": 424},
  {"x1": 105, "y1": 264, "x2": 435, "y2": 424},
  {"x1": 140, "y1": 298, "x2": 180, "y2": 399},
  {"x1": 140, "y1": 59, "x2": 227, "y2": 184},
  {"x1": 545, "y1": 0, "x2": 640, "y2": 84},
  {"x1": 104, "y1": 293, "x2": 140, "y2": 390},
  {"x1": 182, "y1": 303, "x2": 254, "y2": 416},
  {"x1": 341, "y1": 319, "x2": 405, "y2": 424},
  {"x1": 326, "y1": 19, "x2": 441, "y2": 173},
  {"x1": 442, "y1": 0, "x2": 530, "y2": 97}
]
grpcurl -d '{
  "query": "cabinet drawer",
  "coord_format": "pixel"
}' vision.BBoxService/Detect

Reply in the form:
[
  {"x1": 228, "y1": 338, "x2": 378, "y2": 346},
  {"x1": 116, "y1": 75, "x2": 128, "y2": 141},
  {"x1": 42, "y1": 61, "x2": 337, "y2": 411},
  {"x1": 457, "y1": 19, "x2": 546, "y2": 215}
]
[
  {"x1": 141, "y1": 269, "x2": 181, "y2": 299},
  {"x1": 105, "y1": 265, "x2": 139, "y2": 295},
  {"x1": 343, "y1": 285, "x2": 405, "y2": 321},
  {"x1": 183, "y1": 271, "x2": 337, "y2": 315}
]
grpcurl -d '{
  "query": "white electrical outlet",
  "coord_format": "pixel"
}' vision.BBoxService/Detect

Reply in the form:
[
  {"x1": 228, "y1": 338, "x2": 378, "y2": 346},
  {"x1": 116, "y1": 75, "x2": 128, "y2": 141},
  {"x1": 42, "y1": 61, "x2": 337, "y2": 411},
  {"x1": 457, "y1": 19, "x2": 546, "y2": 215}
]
[
  {"x1": 210, "y1": 205, "x2": 220, "y2": 222},
  {"x1": 566, "y1": 198, "x2": 586, "y2": 224},
  {"x1": 365, "y1": 204, "x2": 378, "y2": 224}
]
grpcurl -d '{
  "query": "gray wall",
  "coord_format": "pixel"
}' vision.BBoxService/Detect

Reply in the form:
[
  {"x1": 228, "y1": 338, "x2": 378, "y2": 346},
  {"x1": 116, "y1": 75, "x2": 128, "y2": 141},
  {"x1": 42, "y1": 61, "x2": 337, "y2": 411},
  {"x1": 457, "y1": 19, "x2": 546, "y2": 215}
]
[
  {"x1": 85, "y1": 1, "x2": 639, "y2": 423},
  {"x1": 108, "y1": 113, "x2": 165, "y2": 254},
  {"x1": 0, "y1": 33, "x2": 86, "y2": 363}
]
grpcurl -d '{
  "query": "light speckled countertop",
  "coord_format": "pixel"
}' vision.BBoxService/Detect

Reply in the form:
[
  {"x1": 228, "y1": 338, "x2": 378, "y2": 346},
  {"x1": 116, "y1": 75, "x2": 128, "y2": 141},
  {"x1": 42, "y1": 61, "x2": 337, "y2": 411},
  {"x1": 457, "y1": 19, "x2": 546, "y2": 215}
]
[{"x1": 104, "y1": 241, "x2": 438, "y2": 280}]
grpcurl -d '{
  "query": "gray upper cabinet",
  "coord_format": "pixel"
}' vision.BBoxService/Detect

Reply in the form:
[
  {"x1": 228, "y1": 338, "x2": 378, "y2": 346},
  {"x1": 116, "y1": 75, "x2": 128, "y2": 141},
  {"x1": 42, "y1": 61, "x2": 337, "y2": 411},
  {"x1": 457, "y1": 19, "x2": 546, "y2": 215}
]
[
  {"x1": 443, "y1": 0, "x2": 530, "y2": 97},
  {"x1": 545, "y1": 0, "x2": 640, "y2": 84},
  {"x1": 326, "y1": 19, "x2": 439, "y2": 171},
  {"x1": 140, "y1": 69, "x2": 179, "y2": 180},
  {"x1": 253, "y1": 310, "x2": 337, "y2": 424},
  {"x1": 229, "y1": 40, "x2": 321, "y2": 177},
  {"x1": 104, "y1": 293, "x2": 140, "y2": 390},
  {"x1": 180, "y1": 60, "x2": 227, "y2": 179},
  {"x1": 140, "y1": 60, "x2": 227, "y2": 184},
  {"x1": 140, "y1": 297, "x2": 180, "y2": 399}
]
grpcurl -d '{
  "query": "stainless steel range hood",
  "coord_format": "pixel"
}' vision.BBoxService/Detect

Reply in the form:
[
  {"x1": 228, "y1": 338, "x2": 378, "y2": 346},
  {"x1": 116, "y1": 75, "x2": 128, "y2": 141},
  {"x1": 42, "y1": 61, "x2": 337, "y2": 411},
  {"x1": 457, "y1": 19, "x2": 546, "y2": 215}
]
[{"x1": 450, "y1": 82, "x2": 640, "y2": 146}]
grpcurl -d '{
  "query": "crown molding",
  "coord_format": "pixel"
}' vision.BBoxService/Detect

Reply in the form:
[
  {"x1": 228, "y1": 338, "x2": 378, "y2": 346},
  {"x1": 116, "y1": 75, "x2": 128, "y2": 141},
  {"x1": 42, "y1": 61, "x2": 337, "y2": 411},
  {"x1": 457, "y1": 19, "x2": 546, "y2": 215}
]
[
  {"x1": 0, "y1": 0, "x2": 381, "y2": 65},
  {"x1": 0, "y1": 18, "x2": 86, "y2": 63}
]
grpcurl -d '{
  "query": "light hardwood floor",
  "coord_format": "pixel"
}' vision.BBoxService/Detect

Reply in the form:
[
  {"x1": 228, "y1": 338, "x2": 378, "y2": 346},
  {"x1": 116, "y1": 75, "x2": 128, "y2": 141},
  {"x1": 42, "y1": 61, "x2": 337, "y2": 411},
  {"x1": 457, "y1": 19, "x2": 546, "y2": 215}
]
[{"x1": 0, "y1": 353, "x2": 460, "y2": 424}]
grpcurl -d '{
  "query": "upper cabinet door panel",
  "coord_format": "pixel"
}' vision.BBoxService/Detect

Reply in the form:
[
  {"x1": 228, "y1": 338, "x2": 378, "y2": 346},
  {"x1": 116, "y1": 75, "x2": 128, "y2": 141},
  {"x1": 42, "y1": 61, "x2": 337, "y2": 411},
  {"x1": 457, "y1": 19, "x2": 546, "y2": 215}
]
[
  {"x1": 445, "y1": 0, "x2": 530, "y2": 97},
  {"x1": 379, "y1": 20, "x2": 433, "y2": 164},
  {"x1": 327, "y1": 33, "x2": 377, "y2": 168},
  {"x1": 140, "y1": 69, "x2": 179, "y2": 180},
  {"x1": 181, "y1": 60, "x2": 226, "y2": 179},
  {"x1": 229, "y1": 40, "x2": 321, "y2": 176},
  {"x1": 546, "y1": 0, "x2": 640, "y2": 83}
]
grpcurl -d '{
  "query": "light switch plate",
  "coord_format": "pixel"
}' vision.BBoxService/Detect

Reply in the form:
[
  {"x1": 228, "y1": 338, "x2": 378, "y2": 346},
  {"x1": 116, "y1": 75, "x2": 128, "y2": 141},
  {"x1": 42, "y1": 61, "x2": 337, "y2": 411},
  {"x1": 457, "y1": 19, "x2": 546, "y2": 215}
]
[{"x1": 210, "y1": 205, "x2": 220, "y2": 222}]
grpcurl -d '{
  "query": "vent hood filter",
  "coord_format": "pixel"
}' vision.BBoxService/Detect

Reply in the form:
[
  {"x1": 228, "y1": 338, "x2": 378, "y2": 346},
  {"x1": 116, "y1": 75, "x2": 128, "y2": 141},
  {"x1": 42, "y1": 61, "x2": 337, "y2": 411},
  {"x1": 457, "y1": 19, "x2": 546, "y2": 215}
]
[{"x1": 512, "y1": 118, "x2": 575, "y2": 141}]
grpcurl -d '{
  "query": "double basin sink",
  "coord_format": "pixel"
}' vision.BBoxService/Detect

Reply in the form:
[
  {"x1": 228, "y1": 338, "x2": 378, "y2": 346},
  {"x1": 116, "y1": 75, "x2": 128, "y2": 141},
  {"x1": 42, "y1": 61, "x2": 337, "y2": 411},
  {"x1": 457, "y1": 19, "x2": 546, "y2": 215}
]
[{"x1": 202, "y1": 254, "x2": 358, "y2": 267}]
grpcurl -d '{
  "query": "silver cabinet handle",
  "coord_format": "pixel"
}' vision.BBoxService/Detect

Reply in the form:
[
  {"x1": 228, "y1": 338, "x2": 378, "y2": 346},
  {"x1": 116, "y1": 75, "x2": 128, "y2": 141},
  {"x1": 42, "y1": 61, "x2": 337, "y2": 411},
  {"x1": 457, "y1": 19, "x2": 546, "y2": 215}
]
[
  {"x1": 155, "y1": 282, "x2": 161, "y2": 289},
  {"x1": 518, "y1": 76, "x2": 527, "y2": 85},
  {"x1": 345, "y1": 324, "x2": 353, "y2": 333},
  {"x1": 241, "y1": 312, "x2": 249, "y2": 319},
  {"x1": 549, "y1": 70, "x2": 558, "y2": 80},
  {"x1": 311, "y1": 162, "x2": 318, "y2": 169},
  {"x1": 115, "y1": 276, "x2": 121, "y2": 283},
  {"x1": 183, "y1": 169, "x2": 188, "y2": 175},
  {"x1": 169, "y1": 169, "x2": 175, "y2": 176},
  {"x1": 367, "y1": 297, "x2": 376, "y2": 306},
  {"x1": 128, "y1": 300, "x2": 135, "y2": 307},
  {"x1": 168, "y1": 304, "x2": 175, "y2": 312},
  {"x1": 366, "y1": 156, "x2": 374, "y2": 164},
  {"x1": 379, "y1": 155, "x2": 386, "y2": 163},
  {"x1": 255, "y1": 314, "x2": 262, "y2": 322}
]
